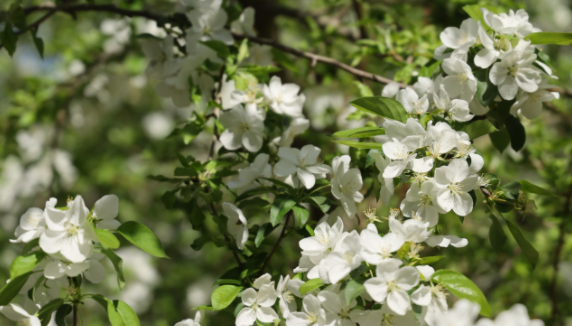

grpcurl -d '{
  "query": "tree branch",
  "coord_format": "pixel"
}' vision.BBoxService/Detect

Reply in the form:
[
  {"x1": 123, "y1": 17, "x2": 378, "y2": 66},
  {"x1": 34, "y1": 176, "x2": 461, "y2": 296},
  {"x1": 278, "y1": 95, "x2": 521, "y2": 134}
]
[
  {"x1": 259, "y1": 214, "x2": 291, "y2": 276},
  {"x1": 549, "y1": 181, "x2": 572, "y2": 325},
  {"x1": 232, "y1": 32, "x2": 407, "y2": 88}
]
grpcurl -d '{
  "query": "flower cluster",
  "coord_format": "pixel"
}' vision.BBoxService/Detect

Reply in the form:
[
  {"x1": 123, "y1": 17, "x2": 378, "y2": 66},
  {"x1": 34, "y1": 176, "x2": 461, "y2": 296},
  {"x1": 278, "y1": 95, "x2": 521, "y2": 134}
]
[
  {"x1": 434, "y1": 300, "x2": 543, "y2": 326},
  {"x1": 427, "y1": 8, "x2": 559, "y2": 119},
  {"x1": 0, "y1": 194, "x2": 161, "y2": 325}
]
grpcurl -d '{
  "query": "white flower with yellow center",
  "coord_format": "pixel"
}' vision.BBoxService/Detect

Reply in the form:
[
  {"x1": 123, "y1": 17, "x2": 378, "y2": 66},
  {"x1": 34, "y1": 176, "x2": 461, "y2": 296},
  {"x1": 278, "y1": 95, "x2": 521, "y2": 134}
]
[
  {"x1": 364, "y1": 259, "x2": 420, "y2": 316},
  {"x1": 219, "y1": 104, "x2": 266, "y2": 153},
  {"x1": 331, "y1": 155, "x2": 364, "y2": 217},
  {"x1": 286, "y1": 294, "x2": 328, "y2": 326},
  {"x1": 276, "y1": 275, "x2": 303, "y2": 318},
  {"x1": 441, "y1": 58, "x2": 477, "y2": 102},
  {"x1": 236, "y1": 274, "x2": 279, "y2": 326},
  {"x1": 490, "y1": 49, "x2": 541, "y2": 101},
  {"x1": 360, "y1": 224, "x2": 405, "y2": 265},
  {"x1": 317, "y1": 231, "x2": 362, "y2": 284},
  {"x1": 411, "y1": 283, "x2": 449, "y2": 326},
  {"x1": 434, "y1": 159, "x2": 479, "y2": 216},
  {"x1": 439, "y1": 18, "x2": 478, "y2": 62},
  {"x1": 11, "y1": 198, "x2": 56, "y2": 244},
  {"x1": 400, "y1": 179, "x2": 446, "y2": 227},
  {"x1": 273, "y1": 145, "x2": 331, "y2": 189},
  {"x1": 39, "y1": 195, "x2": 97, "y2": 263},
  {"x1": 396, "y1": 88, "x2": 429, "y2": 115},
  {"x1": 262, "y1": 76, "x2": 305, "y2": 117}
]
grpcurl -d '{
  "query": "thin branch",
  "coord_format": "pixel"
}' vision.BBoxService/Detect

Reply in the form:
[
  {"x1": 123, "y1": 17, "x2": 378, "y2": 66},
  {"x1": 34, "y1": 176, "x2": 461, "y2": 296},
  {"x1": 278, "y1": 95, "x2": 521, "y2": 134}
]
[
  {"x1": 233, "y1": 32, "x2": 407, "y2": 88},
  {"x1": 352, "y1": 0, "x2": 368, "y2": 39},
  {"x1": 259, "y1": 214, "x2": 291, "y2": 276},
  {"x1": 549, "y1": 181, "x2": 572, "y2": 325}
]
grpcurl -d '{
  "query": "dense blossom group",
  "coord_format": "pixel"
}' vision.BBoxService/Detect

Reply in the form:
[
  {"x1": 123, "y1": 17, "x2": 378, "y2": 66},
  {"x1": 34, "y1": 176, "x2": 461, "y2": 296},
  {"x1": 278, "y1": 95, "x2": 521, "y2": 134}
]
[
  {"x1": 1, "y1": 1, "x2": 560, "y2": 325},
  {"x1": 137, "y1": 4, "x2": 557, "y2": 326}
]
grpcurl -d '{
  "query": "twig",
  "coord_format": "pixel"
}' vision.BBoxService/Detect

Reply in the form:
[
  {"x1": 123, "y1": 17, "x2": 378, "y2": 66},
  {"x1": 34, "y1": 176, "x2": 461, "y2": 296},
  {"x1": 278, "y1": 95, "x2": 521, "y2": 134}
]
[
  {"x1": 549, "y1": 181, "x2": 572, "y2": 325},
  {"x1": 352, "y1": 0, "x2": 368, "y2": 39},
  {"x1": 232, "y1": 32, "x2": 407, "y2": 88},
  {"x1": 259, "y1": 214, "x2": 291, "y2": 276}
]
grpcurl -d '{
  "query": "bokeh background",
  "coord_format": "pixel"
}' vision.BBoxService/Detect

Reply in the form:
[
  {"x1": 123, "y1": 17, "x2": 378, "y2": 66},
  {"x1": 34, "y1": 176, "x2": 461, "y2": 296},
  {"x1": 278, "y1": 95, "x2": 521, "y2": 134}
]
[{"x1": 1, "y1": 0, "x2": 572, "y2": 325}]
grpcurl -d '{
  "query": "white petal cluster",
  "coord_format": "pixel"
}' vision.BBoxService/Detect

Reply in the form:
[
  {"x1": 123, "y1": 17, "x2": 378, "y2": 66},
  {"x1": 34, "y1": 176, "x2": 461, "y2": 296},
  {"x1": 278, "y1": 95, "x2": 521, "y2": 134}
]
[
  {"x1": 236, "y1": 274, "x2": 280, "y2": 326},
  {"x1": 428, "y1": 8, "x2": 557, "y2": 116}
]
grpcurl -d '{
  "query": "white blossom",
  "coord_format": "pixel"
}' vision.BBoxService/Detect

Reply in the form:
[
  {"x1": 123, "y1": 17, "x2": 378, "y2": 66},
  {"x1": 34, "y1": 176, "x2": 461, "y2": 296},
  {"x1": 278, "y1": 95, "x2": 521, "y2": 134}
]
[
  {"x1": 474, "y1": 22, "x2": 512, "y2": 69},
  {"x1": 44, "y1": 258, "x2": 90, "y2": 280},
  {"x1": 426, "y1": 235, "x2": 468, "y2": 248},
  {"x1": 39, "y1": 195, "x2": 97, "y2": 263},
  {"x1": 360, "y1": 225, "x2": 405, "y2": 265},
  {"x1": 475, "y1": 304, "x2": 544, "y2": 326},
  {"x1": 439, "y1": 18, "x2": 478, "y2": 61},
  {"x1": 490, "y1": 50, "x2": 542, "y2": 101},
  {"x1": 274, "y1": 145, "x2": 331, "y2": 189},
  {"x1": 262, "y1": 76, "x2": 305, "y2": 117},
  {"x1": 331, "y1": 155, "x2": 363, "y2": 217},
  {"x1": 382, "y1": 82, "x2": 400, "y2": 98},
  {"x1": 441, "y1": 58, "x2": 477, "y2": 102},
  {"x1": 388, "y1": 216, "x2": 431, "y2": 243},
  {"x1": 317, "y1": 290, "x2": 357, "y2": 326},
  {"x1": 411, "y1": 284, "x2": 448, "y2": 326},
  {"x1": 373, "y1": 152, "x2": 394, "y2": 206},
  {"x1": 364, "y1": 259, "x2": 420, "y2": 315},
  {"x1": 227, "y1": 154, "x2": 272, "y2": 193},
  {"x1": 0, "y1": 303, "x2": 41, "y2": 326},
  {"x1": 299, "y1": 218, "x2": 345, "y2": 278},
  {"x1": 277, "y1": 275, "x2": 303, "y2": 318},
  {"x1": 277, "y1": 118, "x2": 310, "y2": 147},
  {"x1": 434, "y1": 159, "x2": 478, "y2": 216},
  {"x1": 400, "y1": 179, "x2": 446, "y2": 227},
  {"x1": 318, "y1": 231, "x2": 362, "y2": 284},
  {"x1": 231, "y1": 7, "x2": 256, "y2": 36},
  {"x1": 91, "y1": 194, "x2": 120, "y2": 230},
  {"x1": 219, "y1": 104, "x2": 265, "y2": 153},
  {"x1": 396, "y1": 88, "x2": 429, "y2": 115},
  {"x1": 236, "y1": 274, "x2": 279, "y2": 326},
  {"x1": 511, "y1": 82, "x2": 559, "y2": 119},
  {"x1": 430, "y1": 299, "x2": 480, "y2": 326},
  {"x1": 10, "y1": 198, "x2": 56, "y2": 244},
  {"x1": 187, "y1": 8, "x2": 233, "y2": 45},
  {"x1": 481, "y1": 8, "x2": 538, "y2": 38},
  {"x1": 222, "y1": 202, "x2": 248, "y2": 250},
  {"x1": 286, "y1": 294, "x2": 328, "y2": 326},
  {"x1": 433, "y1": 86, "x2": 474, "y2": 122},
  {"x1": 175, "y1": 311, "x2": 203, "y2": 326}
]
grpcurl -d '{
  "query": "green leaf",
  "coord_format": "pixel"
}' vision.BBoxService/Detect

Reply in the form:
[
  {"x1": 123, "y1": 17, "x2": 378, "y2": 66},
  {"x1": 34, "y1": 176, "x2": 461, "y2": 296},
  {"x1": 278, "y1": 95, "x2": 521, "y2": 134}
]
[
  {"x1": 91, "y1": 296, "x2": 141, "y2": 326},
  {"x1": 101, "y1": 249, "x2": 126, "y2": 290},
  {"x1": 107, "y1": 300, "x2": 141, "y2": 326},
  {"x1": 519, "y1": 180, "x2": 559, "y2": 197},
  {"x1": 270, "y1": 195, "x2": 296, "y2": 226},
  {"x1": 161, "y1": 190, "x2": 177, "y2": 209},
  {"x1": 292, "y1": 205, "x2": 310, "y2": 227},
  {"x1": 55, "y1": 304, "x2": 73, "y2": 326},
  {"x1": 211, "y1": 285, "x2": 241, "y2": 310},
  {"x1": 95, "y1": 229, "x2": 121, "y2": 249},
  {"x1": 501, "y1": 181, "x2": 521, "y2": 200},
  {"x1": 366, "y1": 149, "x2": 384, "y2": 167},
  {"x1": 305, "y1": 195, "x2": 330, "y2": 214},
  {"x1": 30, "y1": 29, "x2": 44, "y2": 59},
  {"x1": 235, "y1": 187, "x2": 270, "y2": 202},
  {"x1": 502, "y1": 216, "x2": 539, "y2": 268},
  {"x1": 474, "y1": 70, "x2": 498, "y2": 107},
  {"x1": 489, "y1": 128, "x2": 510, "y2": 153},
  {"x1": 191, "y1": 235, "x2": 210, "y2": 251},
  {"x1": 416, "y1": 256, "x2": 445, "y2": 265},
  {"x1": 0, "y1": 272, "x2": 32, "y2": 305},
  {"x1": 331, "y1": 139, "x2": 382, "y2": 149},
  {"x1": 237, "y1": 39, "x2": 249, "y2": 63},
  {"x1": 10, "y1": 251, "x2": 45, "y2": 279},
  {"x1": 255, "y1": 223, "x2": 278, "y2": 247},
  {"x1": 38, "y1": 298, "x2": 64, "y2": 326},
  {"x1": 344, "y1": 278, "x2": 366, "y2": 305},
  {"x1": 524, "y1": 32, "x2": 572, "y2": 45},
  {"x1": 332, "y1": 127, "x2": 386, "y2": 138},
  {"x1": 350, "y1": 96, "x2": 409, "y2": 123},
  {"x1": 0, "y1": 24, "x2": 18, "y2": 56},
  {"x1": 191, "y1": 305, "x2": 214, "y2": 311},
  {"x1": 461, "y1": 120, "x2": 498, "y2": 140},
  {"x1": 201, "y1": 40, "x2": 230, "y2": 59},
  {"x1": 299, "y1": 279, "x2": 324, "y2": 295},
  {"x1": 238, "y1": 197, "x2": 271, "y2": 210},
  {"x1": 354, "y1": 81, "x2": 374, "y2": 97},
  {"x1": 505, "y1": 115, "x2": 526, "y2": 151},
  {"x1": 488, "y1": 214, "x2": 507, "y2": 250},
  {"x1": 116, "y1": 221, "x2": 169, "y2": 258},
  {"x1": 189, "y1": 205, "x2": 206, "y2": 230},
  {"x1": 397, "y1": 242, "x2": 411, "y2": 260},
  {"x1": 431, "y1": 270, "x2": 491, "y2": 317}
]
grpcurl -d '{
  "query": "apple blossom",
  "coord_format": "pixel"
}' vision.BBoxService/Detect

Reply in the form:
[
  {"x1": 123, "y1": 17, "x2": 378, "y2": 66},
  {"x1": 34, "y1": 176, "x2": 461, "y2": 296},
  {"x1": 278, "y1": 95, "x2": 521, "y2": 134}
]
[
  {"x1": 490, "y1": 50, "x2": 542, "y2": 100},
  {"x1": 331, "y1": 155, "x2": 363, "y2": 217},
  {"x1": 441, "y1": 58, "x2": 477, "y2": 102},
  {"x1": 286, "y1": 294, "x2": 328, "y2": 326},
  {"x1": 262, "y1": 76, "x2": 305, "y2": 117},
  {"x1": 273, "y1": 145, "x2": 331, "y2": 189},
  {"x1": 227, "y1": 153, "x2": 272, "y2": 192},
  {"x1": 236, "y1": 274, "x2": 279, "y2": 326},
  {"x1": 222, "y1": 202, "x2": 248, "y2": 250},
  {"x1": 0, "y1": 303, "x2": 41, "y2": 326},
  {"x1": 434, "y1": 159, "x2": 479, "y2": 216},
  {"x1": 360, "y1": 225, "x2": 405, "y2": 265},
  {"x1": 219, "y1": 104, "x2": 265, "y2": 153}
]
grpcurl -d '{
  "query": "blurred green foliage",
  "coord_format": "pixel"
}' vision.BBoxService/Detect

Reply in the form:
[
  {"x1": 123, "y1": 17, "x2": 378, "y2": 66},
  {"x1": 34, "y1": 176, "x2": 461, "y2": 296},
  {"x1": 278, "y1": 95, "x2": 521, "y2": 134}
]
[{"x1": 1, "y1": 0, "x2": 572, "y2": 325}]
